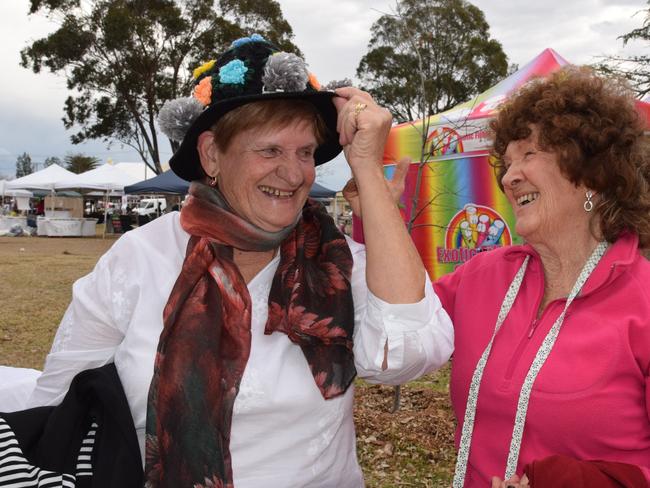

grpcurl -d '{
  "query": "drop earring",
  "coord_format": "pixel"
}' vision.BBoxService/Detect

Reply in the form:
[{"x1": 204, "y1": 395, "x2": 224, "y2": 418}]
[
  {"x1": 209, "y1": 174, "x2": 218, "y2": 187},
  {"x1": 583, "y1": 191, "x2": 594, "y2": 212}
]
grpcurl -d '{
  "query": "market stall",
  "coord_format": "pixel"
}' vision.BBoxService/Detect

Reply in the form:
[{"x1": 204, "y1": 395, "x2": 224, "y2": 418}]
[
  {"x1": 55, "y1": 163, "x2": 142, "y2": 237},
  {"x1": 35, "y1": 217, "x2": 98, "y2": 237}
]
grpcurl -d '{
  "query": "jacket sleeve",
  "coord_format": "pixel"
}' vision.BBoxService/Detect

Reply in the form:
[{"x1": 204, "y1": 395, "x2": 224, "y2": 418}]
[
  {"x1": 348, "y1": 237, "x2": 454, "y2": 385},
  {"x1": 524, "y1": 454, "x2": 649, "y2": 487},
  {"x1": 27, "y1": 237, "x2": 137, "y2": 408},
  {"x1": 630, "y1": 287, "x2": 650, "y2": 481}
]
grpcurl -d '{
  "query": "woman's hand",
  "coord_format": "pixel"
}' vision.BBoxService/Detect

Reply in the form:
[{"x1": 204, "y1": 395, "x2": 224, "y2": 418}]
[
  {"x1": 491, "y1": 474, "x2": 530, "y2": 488},
  {"x1": 342, "y1": 156, "x2": 410, "y2": 218},
  {"x1": 332, "y1": 87, "x2": 392, "y2": 177},
  {"x1": 332, "y1": 87, "x2": 425, "y2": 304},
  {"x1": 335, "y1": 86, "x2": 408, "y2": 219}
]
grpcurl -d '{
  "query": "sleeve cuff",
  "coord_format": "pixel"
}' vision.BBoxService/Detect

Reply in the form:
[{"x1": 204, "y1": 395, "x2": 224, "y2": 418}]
[
  {"x1": 355, "y1": 275, "x2": 453, "y2": 383},
  {"x1": 365, "y1": 276, "x2": 439, "y2": 332}
]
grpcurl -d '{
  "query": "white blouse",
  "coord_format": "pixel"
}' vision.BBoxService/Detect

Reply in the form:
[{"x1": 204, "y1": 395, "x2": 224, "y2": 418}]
[{"x1": 28, "y1": 212, "x2": 453, "y2": 488}]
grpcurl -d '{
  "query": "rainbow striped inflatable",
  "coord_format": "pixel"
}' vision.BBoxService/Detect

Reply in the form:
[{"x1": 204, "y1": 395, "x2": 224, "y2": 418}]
[{"x1": 369, "y1": 49, "x2": 650, "y2": 280}]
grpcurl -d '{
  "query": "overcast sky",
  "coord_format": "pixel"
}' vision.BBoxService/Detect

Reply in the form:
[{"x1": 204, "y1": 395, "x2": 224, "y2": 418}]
[{"x1": 0, "y1": 0, "x2": 647, "y2": 182}]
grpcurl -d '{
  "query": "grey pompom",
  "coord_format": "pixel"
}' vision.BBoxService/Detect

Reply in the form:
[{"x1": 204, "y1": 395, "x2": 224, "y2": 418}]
[
  {"x1": 158, "y1": 97, "x2": 204, "y2": 142},
  {"x1": 262, "y1": 52, "x2": 309, "y2": 92}
]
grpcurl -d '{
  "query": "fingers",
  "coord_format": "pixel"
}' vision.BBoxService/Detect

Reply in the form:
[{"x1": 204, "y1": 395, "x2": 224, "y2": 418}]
[
  {"x1": 334, "y1": 86, "x2": 373, "y2": 103},
  {"x1": 341, "y1": 177, "x2": 358, "y2": 197},
  {"x1": 331, "y1": 87, "x2": 370, "y2": 115},
  {"x1": 333, "y1": 86, "x2": 393, "y2": 176},
  {"x1": 341, "y1": 177, "x2": 361, "y2": 217},
  {"x1": 386, "y1": 157, "x2": 410, "y2": 206},
  {"x1": 337, "y1": 98, "x2": 392, "y2": 150},
  {"x1": 333, "y1": 88, "x2": 381, "y2": 146},
  {"x1": 506, "y1": 475, "x2": 521, "y2": 485},
  {"x1": 331, "y1": 93, "x2": 348, "y2": 113},
  {"x1": 336, "y1": 99, "x2": 359, "y2": 146},
  {"x1": 391, "y1": 157, "x2": 411, "y2": 188},
  {"x1": 336, "y1": 96, "x2": 368, "y2": 143},
  {"x1": 491, "y1": 475, "x2": 523, "y2": 488}
]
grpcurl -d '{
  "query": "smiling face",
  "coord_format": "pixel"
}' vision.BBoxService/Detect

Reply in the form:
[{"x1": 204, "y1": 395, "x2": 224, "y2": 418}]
[
  {"x1": 501, "y1": 126, "x2": 591, "y2": 246},
  {"x1": 199, "y1": 120, "x2": 317, "y2": 232}
]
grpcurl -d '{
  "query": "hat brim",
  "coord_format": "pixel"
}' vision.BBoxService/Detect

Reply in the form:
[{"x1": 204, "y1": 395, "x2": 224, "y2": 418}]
[{"x1": 169, "y1": 91, "x2": 342, "y2": 182}]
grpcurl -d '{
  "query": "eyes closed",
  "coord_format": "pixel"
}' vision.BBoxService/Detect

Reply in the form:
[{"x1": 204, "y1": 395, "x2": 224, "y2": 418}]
[{"x1": 504, "y1": 150, "x2": 537, "y2": 171}]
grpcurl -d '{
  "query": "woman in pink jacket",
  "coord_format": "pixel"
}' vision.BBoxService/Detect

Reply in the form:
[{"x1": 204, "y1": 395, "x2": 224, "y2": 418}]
[{"x1": 432, "y1": 67, "x2": 650, "y2": 487}]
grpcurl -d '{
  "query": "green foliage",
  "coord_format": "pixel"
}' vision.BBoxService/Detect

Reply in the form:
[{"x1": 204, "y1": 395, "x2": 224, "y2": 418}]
[
  {"x1": 323, "y1": 78, "x2": 353, "y2": 90},
  {"x1": 596, "y1": 4, "x2": 650, "y2": 98},
  {"x1": 64, "y1": 153, "x2": 100, "y2": 174},
  {"x1": 21, "y1": 0, "x2": 299, "y2": 174},
  {"x1": 15, "y1": 152, "x2": 33, "y2": 178},
  {"x1": 357, "y1": 0, "x2": 508, "y2": 123},
  {"x1": 44, "y1": 156, "x2": 62, "y2": 167}
]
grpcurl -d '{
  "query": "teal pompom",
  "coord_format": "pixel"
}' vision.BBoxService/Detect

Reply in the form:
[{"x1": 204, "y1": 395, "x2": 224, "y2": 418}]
[{"x1": 219, "y1": 59, "x2": 248, "y2": 85}]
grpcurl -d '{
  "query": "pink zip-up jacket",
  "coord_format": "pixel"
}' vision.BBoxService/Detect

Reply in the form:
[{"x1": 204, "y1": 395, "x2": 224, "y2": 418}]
[{"x1": 434, "y1": 233, "x2": 650, "y2": 486}]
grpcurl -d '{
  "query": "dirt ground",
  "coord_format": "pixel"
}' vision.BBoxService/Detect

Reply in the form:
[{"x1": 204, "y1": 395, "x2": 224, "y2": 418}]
[{"x1": 0, "y1": 234, "x2": 456, "y2": 487}]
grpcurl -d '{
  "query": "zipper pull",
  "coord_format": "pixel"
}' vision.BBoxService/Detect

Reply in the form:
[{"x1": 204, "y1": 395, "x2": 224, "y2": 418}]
[{"x1": 527, "y1": 318, "x2": 539, "y2": 339}]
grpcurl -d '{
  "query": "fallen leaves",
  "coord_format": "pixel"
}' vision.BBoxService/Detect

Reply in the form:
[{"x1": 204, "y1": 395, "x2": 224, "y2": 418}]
[{"x1": 354, "y1": 365, "x2": 457, "y2": 487}]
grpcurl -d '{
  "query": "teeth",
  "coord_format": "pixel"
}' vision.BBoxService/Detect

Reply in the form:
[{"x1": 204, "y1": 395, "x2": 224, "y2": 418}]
[
  {"x1": 259, "y1": 185, "x2": 294, "y2": 197},
  {"x1": 516, "y1": 192, "x2": 539, "y2": 206}
]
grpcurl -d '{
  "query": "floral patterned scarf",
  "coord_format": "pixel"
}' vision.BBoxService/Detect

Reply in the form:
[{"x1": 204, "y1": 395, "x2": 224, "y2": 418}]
[{"x1": 144, "y1": 182, "x2": 355, "y2": 488}]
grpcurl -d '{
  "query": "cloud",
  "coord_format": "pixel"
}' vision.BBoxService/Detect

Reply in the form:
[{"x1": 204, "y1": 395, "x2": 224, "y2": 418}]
[
  {"x1": 472, "y1": 0, "x2": 644, "y2": 66},
  {"x1": 280, "y1": 0, "x2": 393, "y2": 84}
]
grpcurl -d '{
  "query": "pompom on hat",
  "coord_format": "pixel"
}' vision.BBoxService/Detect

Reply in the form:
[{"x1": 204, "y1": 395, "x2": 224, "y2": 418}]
[{"x1": 160, "y1": 34, "x2": 342, "y2": 182}]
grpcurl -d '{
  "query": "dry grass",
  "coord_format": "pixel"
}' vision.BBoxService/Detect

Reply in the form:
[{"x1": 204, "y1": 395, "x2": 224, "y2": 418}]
[
  {"x1": 0, "y1": 234, "x2": 456, "y2": 487},
  {"x1": 0, "y1": 235, "x2": 117, "y2": 369}
]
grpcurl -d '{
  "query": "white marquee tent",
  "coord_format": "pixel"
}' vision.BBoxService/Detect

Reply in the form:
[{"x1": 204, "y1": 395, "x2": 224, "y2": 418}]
[
  {"x1": 0, "y1": 180, "x2": 33, "y2": 198},
  {"x1": 6, "y1": 164, "x2": 76, "y2": 191},
  {"x1": 54, "y1": 163, "x2": 141, "y2": 191},
  {"x1": 54, "y1": 164, "x2": 145, "y2": 237},
  {"x1": 112, "y1": 162, "x2": 153, "y2": 182}
]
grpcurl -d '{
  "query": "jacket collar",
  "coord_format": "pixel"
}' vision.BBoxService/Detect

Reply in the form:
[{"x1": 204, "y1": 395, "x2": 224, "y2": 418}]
[{"x1": 501, "y1": 232, "x2": 640, "y2": 297}]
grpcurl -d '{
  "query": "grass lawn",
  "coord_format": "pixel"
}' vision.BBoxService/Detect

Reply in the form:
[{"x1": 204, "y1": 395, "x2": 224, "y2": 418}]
[{"x1": 0, "y1": 234, "x2": 456, "y2": 487}]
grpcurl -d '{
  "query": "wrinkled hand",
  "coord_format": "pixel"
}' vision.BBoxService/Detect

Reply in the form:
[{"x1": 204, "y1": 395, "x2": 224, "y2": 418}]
[
  {"x1": 332, "y1": 87, "x2": 393, "y2": 174},
  {"x1": 491, "y1": 474, "x2": 530, "y2": 488},
  {"x1": 342, "y1": 157, "x2": 410, "y2": 218}
]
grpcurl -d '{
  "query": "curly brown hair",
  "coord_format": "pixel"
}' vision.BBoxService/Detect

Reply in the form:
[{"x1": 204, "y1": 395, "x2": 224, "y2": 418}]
[{"x1": 490, "y1": 66, "x2": 650, "y2": 248}]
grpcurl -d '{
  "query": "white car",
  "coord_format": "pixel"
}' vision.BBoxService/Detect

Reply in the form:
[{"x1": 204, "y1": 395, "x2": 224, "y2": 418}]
[{"x1": 134, "y1": 198, "x2": 166, "y2": 217}]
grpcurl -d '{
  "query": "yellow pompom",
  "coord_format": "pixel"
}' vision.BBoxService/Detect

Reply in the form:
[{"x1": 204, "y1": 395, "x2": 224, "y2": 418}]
[{"x1": 193, "y1": 60, "x2": 216, "y2": 80}]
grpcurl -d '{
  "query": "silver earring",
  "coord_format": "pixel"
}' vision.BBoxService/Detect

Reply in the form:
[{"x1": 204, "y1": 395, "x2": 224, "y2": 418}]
[{"x1": 583, "y1": 191, "x2": 594, "y2": 212}]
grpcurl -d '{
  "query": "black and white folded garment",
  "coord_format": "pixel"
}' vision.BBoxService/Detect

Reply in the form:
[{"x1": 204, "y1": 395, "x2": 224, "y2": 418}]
[
  {"x1": 0, "y1": 418, "x2": 96, "y2": 487},
  {"x1": 0, "y1": 363, "x2": 142, "y2": 488}
]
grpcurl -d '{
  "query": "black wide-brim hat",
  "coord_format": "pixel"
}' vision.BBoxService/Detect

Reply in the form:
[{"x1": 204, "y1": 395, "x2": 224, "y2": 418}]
[{"x1": 159, "y1": 35, "x2": 342, "y2": 182}]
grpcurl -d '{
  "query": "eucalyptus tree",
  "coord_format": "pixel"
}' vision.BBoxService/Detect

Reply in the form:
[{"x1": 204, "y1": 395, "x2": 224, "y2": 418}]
[{"x1": 22, "y1": 0, "x2": 298, "y2": 173}]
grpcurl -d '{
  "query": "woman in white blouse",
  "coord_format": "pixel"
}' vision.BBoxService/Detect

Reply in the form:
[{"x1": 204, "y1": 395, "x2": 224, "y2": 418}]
[{"x1": 29, "y1": 35, "x2": 453, "y2": 488}]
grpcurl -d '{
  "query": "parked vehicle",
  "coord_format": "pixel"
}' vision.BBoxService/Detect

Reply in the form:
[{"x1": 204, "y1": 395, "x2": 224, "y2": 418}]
[{"x1": 134, "y1": 198, "x2": 166, "y2": 217}]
